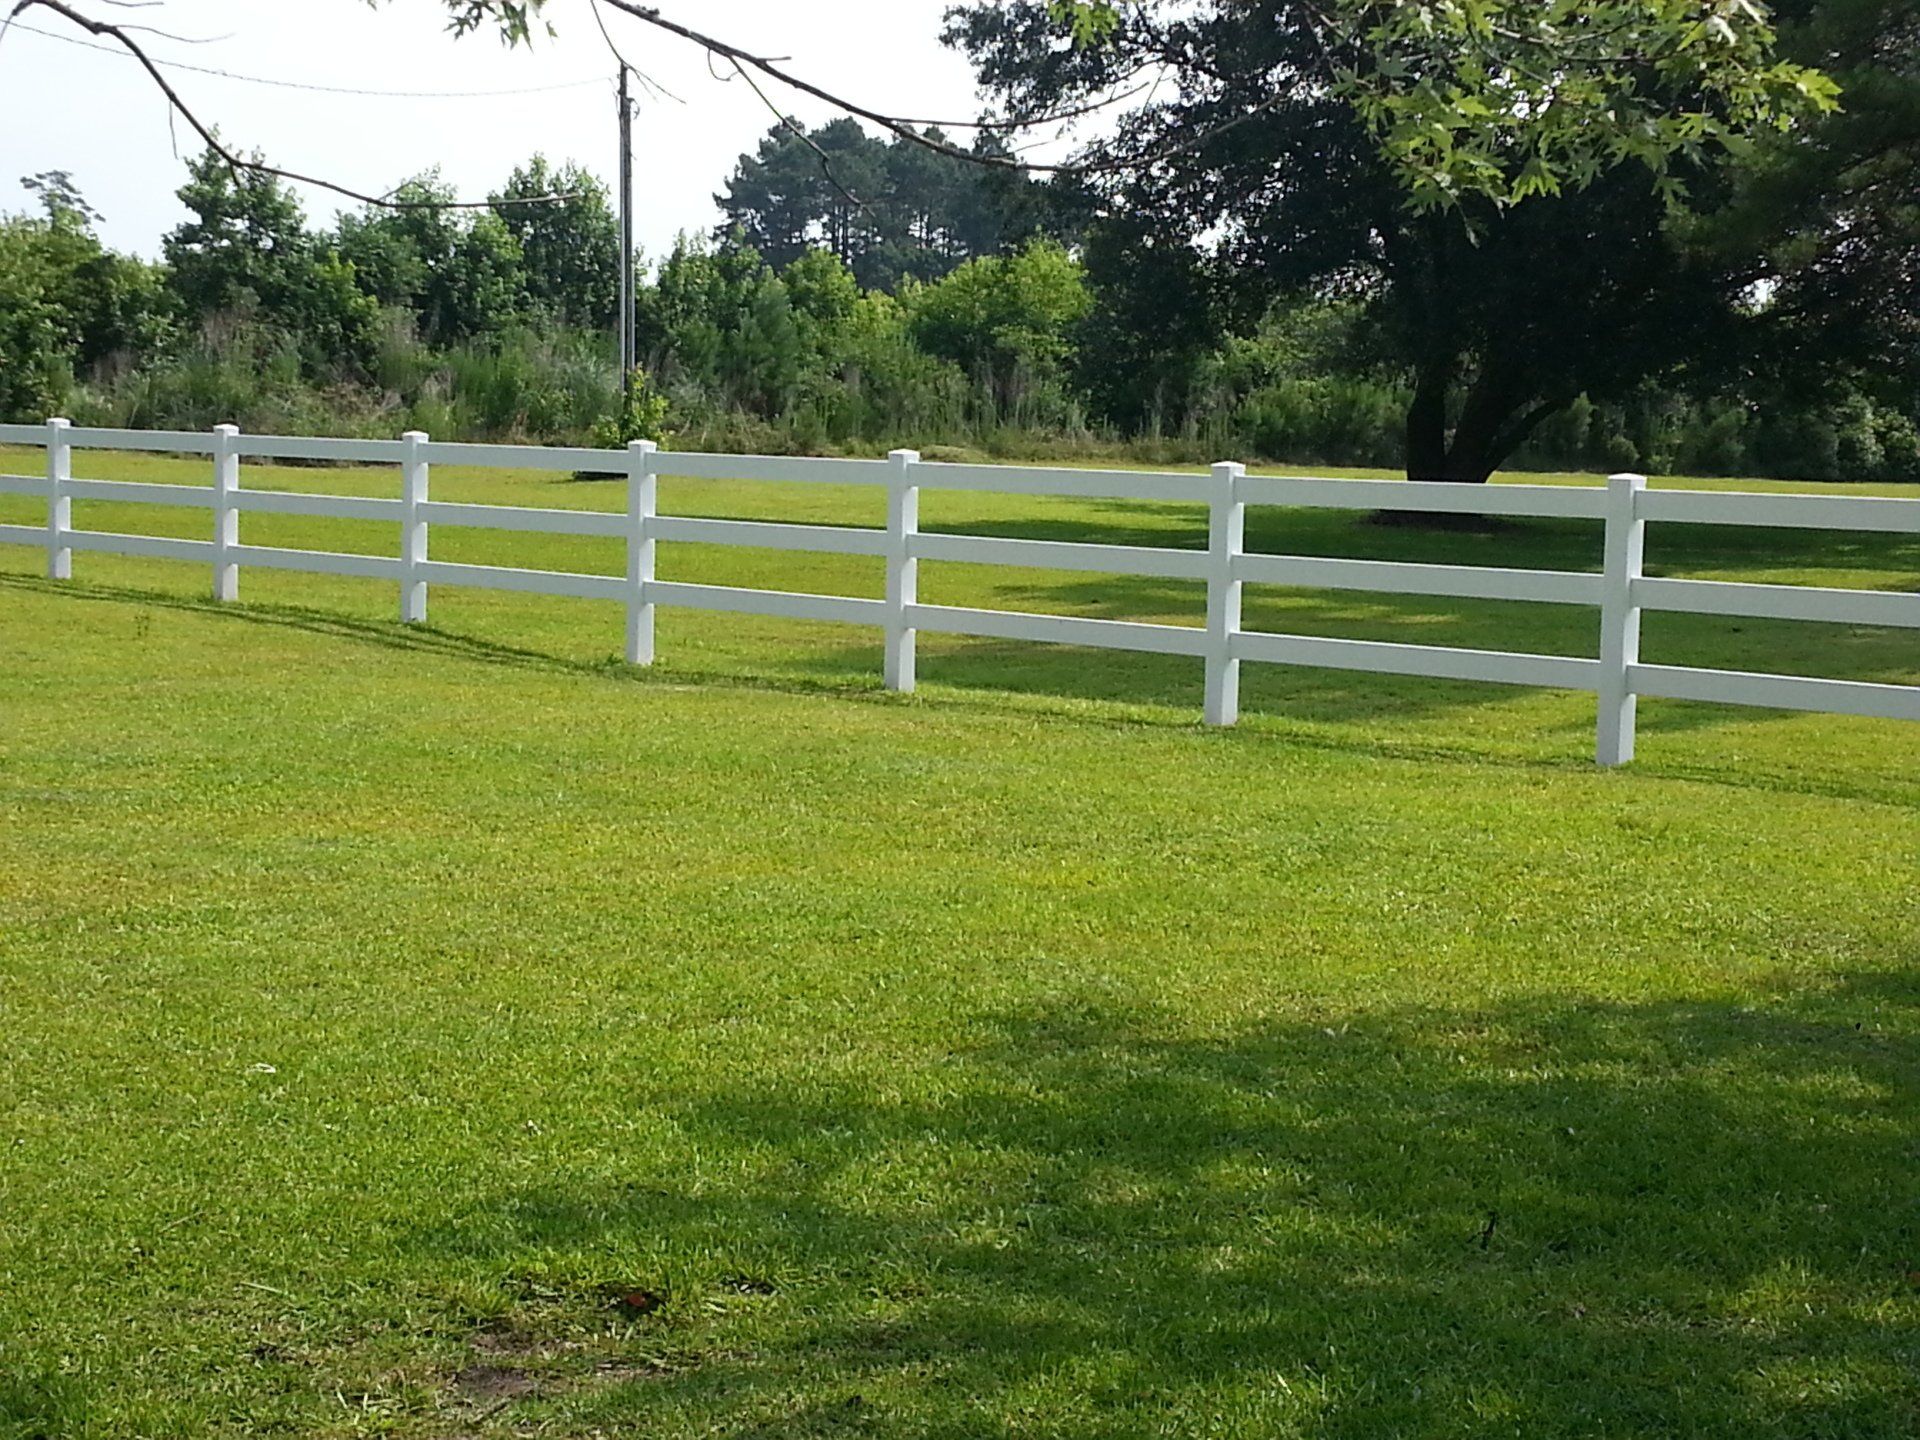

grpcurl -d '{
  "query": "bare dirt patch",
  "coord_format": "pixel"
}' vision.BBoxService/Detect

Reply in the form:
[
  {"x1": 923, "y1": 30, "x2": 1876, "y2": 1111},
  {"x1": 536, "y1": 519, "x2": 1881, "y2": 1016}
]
[{"x1": 453, "y1": 1361, "x2": 541, "y2": 1403}]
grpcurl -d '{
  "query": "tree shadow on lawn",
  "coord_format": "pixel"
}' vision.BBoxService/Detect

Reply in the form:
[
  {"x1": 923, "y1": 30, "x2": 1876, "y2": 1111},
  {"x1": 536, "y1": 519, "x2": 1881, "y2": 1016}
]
[
  {"x1": 417, "y1": 972, "x2": 1920, "y2": 1438},
  {"x1": 941, "y1": 503, "x2": 1920, "y2": 583},
  {"x1": 0, "y1": 569, "x2": 1656, "y2": 761},
  {"x1": 0, "y1": 571, "x2": 591, "y2": 673},
  {"x1": 810, "y1": 564, "x2": 1916, "y2": 743}
]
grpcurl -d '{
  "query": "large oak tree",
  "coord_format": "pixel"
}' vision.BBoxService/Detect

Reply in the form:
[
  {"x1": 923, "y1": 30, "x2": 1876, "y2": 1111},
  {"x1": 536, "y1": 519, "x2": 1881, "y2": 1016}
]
[{"x1": 948, "y1": 1, "x2": 1834, "y2": 482}]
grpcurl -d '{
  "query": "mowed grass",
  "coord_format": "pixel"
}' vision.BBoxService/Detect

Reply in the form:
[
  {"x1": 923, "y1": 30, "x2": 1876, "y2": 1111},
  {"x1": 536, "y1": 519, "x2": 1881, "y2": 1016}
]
[{"x1": 0, "y1": 447, "x2": 1917, "y2": 1438}]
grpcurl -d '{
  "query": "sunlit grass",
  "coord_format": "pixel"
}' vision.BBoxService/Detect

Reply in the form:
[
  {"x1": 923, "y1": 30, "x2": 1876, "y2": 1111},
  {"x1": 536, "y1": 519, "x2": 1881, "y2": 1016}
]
[{"x1": 0, "y1": 446, "x2": 1916, "y2": 1437}]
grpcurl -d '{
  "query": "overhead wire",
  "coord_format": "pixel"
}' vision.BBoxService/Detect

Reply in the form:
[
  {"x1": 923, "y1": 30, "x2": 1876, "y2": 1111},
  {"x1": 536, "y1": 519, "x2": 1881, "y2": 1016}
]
[
  {"x1": 7, "y1": 17, "x2": 605, "y2": 98},
  {"x1": 2, "y1": 5, "x2": 597, "y2": 209}
]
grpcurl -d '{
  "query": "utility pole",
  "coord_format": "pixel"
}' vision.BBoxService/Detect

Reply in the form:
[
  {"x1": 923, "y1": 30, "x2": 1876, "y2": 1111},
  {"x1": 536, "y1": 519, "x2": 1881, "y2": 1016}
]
[{"x1": 617, "y1": 65, "x2": 635, "y2": 409}]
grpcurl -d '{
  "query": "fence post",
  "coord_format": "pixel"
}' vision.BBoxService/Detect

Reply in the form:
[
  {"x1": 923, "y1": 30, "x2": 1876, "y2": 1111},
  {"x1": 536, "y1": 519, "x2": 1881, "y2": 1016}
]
[
  {"x1": 45, "y1": 417, "x2": 71, "y2": 580},
  {"x1": 1204, "y1": 460, "x2": 1246, "y2": 727},
  {"x1": 625, "y1": 438, "x2": 658, "y2": 665},
  {"x1": 212, "y1": 423, "x2": 240, "y2": 602},
  {"x1": 400, "y1": 431, "x2": 429, "y2": 623},
  {"x1": 885, "y1": 448, "x2": 921, "y2": 693},
  {"x1": 1597, "y1": 471, "x2": 1648, "y2": 767}
]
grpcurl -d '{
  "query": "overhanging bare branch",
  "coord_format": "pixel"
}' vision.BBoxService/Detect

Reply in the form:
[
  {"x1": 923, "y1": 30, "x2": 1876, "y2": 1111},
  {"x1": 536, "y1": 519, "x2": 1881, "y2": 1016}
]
[{"x1": 4, "y1": 0, "x2": 581, "y2": 209}]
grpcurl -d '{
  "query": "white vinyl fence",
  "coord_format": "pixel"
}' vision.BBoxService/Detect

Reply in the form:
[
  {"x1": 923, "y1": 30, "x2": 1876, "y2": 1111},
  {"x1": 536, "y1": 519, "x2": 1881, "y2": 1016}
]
[{"x1": 3, "y1": 419, "x2": 1917, "y2": 766}]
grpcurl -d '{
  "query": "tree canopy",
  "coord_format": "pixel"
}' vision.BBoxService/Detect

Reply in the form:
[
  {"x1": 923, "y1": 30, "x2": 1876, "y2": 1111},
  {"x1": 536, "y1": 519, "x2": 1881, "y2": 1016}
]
[
  {"x1": 1040, "y1": 0, "x2": 1837, "y2": 208},
  {"x1": 1710, "y1": 0, "x2": 1919, "y2": 394},
  {"x1": 718, "y1": 119, "x2": 1070, "y2": 290},
  {"x1": 491, "y1": 158, "x2": 620, "y2": 329},
  {"x1": 948, "y1": 0, "x2": 1840, "y2": 481},
  {"x1": 409, "y1": 0, "x2": 1834, "y2": 211}
]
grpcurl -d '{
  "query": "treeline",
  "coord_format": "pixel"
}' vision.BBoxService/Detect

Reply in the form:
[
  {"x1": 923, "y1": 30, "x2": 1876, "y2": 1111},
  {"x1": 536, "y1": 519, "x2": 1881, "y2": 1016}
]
[
  {"x1": 2, "y1": 131, "x2": 1914, "y2": 481},
  {"x1": 716, "y1": 120, "x2": 1076, "y2": 290}
]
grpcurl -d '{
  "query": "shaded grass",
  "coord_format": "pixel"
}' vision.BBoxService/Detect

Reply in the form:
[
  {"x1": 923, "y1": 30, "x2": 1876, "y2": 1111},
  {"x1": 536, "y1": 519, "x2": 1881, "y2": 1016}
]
[{"x1": 0, "y1": 449, "x2": 1917, "y2": 1437}]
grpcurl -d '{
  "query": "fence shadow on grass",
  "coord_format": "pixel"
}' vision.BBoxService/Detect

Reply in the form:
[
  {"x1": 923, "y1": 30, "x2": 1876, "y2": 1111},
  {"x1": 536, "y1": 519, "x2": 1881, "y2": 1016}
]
[
  {"x1": 9, "y1": 568, "x2": 1908, "y2": 787},
  {"x1": 0, "y1": 571, "x2": 589, "y2": 676},
  {"x1": 414, "y1": 970, "x2": 1920, "y2": 1438},
  {"x1": 0, "y1": 568, "x2": 1635, "y2": 760}
]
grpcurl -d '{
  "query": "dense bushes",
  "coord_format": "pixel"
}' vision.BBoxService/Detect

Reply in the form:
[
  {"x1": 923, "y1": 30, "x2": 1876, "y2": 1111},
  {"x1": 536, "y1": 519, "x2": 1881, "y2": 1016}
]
[
  {"x1": 1510, "y1": 390, "x2": 1920, "y2": 482},
  {"x1": 0, "y1": 176, "x2": 173, "y2": 418},
  {"x1": 2, "y1": 155, "x2": 1913, "y2": 480}
]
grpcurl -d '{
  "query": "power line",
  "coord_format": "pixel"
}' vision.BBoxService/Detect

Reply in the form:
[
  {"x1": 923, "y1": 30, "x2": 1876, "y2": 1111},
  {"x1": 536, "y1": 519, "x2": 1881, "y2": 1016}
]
[
  {"x1": 8, "y1": 19, "x2": 605, "y2": 99},
  {"x1": 4, "y1": 2, "x2": 591, "y2": 211}
]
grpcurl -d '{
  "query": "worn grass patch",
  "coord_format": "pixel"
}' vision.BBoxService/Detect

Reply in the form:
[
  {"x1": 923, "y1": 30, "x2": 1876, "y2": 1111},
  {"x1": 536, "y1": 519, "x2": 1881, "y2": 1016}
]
[{"x1": 0, "y1": 453, "x2": 1916, "y2": 1436}]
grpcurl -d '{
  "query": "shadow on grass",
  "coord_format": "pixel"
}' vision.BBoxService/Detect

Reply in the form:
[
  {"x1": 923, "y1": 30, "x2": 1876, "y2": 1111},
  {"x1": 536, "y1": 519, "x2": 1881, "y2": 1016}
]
[
  {"x1": 415, "y1": 973, "x2": 1920, "y2": 1438},
  {"x1": 0, "y1": 572, "x2": 589, "y2": 674},
  {"x1": 939, "y1": 502, "x2": 1920, "y2": 578},
  {"x1": 506, "y1": 489, "x2": 1919, "y2": 580},
  {"x1": 9, "y1": 569, "x2": 1913, "y2": 799},
  {"x1": 0, "y1": 568, "x2": 1616, "y2": 748}
]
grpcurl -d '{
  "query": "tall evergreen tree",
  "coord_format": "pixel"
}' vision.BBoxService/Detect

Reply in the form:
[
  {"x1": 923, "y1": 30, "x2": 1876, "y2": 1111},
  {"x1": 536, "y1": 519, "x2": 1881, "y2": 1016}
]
[
  {"x1": 1714, "y1": 0, "x2": 1919, "y2": 396},
  {"x1": 718, "y1": 121, "x2": 1069, "y2": 291}
]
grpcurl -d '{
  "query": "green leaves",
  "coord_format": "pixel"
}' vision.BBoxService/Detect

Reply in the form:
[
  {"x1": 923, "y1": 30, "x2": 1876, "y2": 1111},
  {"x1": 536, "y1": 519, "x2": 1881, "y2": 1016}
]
[
  {"x1": 1047, "y1": 0, "x2": 1122, "y2": 46},
  {"x1": 490, "y1": 158, "x2": 621, "y2": 330},
  {"x1": 905, "y1": 239, "x2": 1092, "y2": 387},
  {"x1": 394, "y1": 0, "x2": 550, "y2": 45},
  {"x1": 415, "y1": 0, "x2": 1833, "y2": 217},
  {"x1": 1047, "y1": 0, "x2": 1839, "y2": 212},
  {"x1": 1345, "y1": 1, "x2": 1841, "y2": 211}
]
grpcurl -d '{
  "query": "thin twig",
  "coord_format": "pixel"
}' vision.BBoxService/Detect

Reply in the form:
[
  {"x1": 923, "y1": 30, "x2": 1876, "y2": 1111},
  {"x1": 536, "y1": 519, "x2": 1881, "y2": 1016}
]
[
  {"x1": 596, "y1": 0, "x2": 1298, "y2": 179},
  {"x1": 726, "y1": 55, "x2": 880, "y2": 232},
  {"x1": 586, "y1": 0, "x2": 681, "y2": 105},
  {"x1": 7, "y1": 0, "x2": 582, "y2": 209},
  {"x1": 10, "y1": 17, "x2": 607, "y2": 96}
]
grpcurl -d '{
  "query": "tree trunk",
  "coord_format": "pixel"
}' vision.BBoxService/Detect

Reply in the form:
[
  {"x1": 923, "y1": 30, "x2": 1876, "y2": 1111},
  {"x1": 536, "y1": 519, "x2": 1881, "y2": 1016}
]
[
  {"x1": 1404, "y1": 357, "x2": 1453, "y2": 480},
  {"x1": 1382, "y1": 359, "x2": 1568, "y2": 529},
  {"x1": 1406, "y1": 361, "x2": 1521, "y2": 484}
]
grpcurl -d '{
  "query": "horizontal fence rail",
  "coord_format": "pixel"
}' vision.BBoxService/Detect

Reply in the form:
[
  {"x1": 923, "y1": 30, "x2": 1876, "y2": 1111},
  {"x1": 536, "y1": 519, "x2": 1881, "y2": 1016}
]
[{"x1": 2, "y1": 419, "x2": 1917, "y2": 766}]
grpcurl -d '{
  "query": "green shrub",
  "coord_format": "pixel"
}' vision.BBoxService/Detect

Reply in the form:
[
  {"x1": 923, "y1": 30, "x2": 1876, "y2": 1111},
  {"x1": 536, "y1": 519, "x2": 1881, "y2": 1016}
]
[
  {"x1": 588, "y1": 372, "x2": 674, "y2": 449},
  {"x1": 1233, "y1": 376, "x2": 1404, "y2": 468}
]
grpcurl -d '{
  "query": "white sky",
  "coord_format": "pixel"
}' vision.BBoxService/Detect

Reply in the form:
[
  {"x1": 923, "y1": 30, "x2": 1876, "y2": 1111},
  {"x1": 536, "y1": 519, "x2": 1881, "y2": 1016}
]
[{"x1": 0, "y1": 1, "x2": 997, "y2": 262}]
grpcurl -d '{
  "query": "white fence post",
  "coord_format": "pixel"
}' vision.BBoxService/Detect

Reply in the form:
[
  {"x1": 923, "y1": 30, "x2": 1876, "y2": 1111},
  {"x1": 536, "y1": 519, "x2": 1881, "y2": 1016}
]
[
  {"x1": 3, "y1": 429, "x2": 1913, "y2": 752},
  {"x1": 1597, "y1": 471, "x2": 1648, "y2": 766},
  {"x1": 400, "y1": 431, "x2": 429, "y2": 623},
  {"x1": 45, "y1": 417, "x2": 71, "y2": 580},
  {"x1": 212, "y1": 423, "x2": 240, "y2": 602},
  {"x1": 1204, "y1": 460, "x2": 1246, "y2": 726},
  {"x1": 625, "y1": 438, "x2": 658, "y2": 665},
  {"x1": 885, "y1": 448, "x2": 921, "y2": 693}
]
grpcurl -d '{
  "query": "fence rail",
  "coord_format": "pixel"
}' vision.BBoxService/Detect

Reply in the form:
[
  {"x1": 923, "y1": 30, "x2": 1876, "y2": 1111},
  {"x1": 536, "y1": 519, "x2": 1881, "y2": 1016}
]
[{"x1": 3, "y1": 419, "x2": 1917, "y2": 765}]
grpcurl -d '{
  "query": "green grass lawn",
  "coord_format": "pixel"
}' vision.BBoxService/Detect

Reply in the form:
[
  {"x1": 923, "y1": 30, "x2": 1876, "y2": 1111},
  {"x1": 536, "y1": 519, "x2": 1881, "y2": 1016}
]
[{"x1": 1, "y1": 447, "x2": 1916, "y2": 1438}]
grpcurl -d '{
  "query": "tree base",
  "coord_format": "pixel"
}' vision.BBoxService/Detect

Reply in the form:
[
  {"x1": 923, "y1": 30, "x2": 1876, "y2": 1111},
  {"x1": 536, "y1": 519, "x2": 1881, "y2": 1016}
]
[{"x1": 1364, "y1": 508, "x2": 1514, "y2": 534}]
